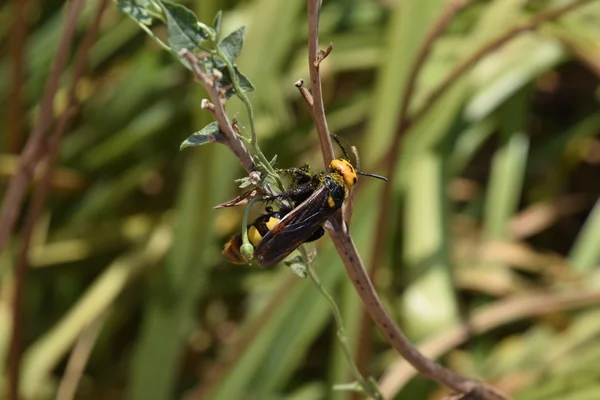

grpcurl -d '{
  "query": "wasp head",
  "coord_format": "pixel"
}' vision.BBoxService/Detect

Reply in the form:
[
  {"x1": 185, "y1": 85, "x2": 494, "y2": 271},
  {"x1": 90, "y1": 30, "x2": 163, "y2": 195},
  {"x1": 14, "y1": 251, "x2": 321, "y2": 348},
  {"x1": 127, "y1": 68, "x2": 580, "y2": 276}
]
[{"x1": 329, "y1": 158, "x2": 358, "y2": 190}]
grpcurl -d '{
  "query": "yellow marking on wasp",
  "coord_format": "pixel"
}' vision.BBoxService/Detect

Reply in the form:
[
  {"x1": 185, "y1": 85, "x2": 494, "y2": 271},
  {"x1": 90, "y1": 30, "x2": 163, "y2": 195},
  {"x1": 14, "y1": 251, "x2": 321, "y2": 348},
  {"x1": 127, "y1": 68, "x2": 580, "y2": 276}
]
[
  {"x1": 328, "y1": 196, "x2": 336, "y2": 208},
  {"x1": 248, "y1": 226, "x2": 263, "y2": 246},
  {"x1": 265, "y1": 216, "x2": 279, "y2": 231},
  {"x1": 330, "y1": 159, "x2": 358, "y2": 189},
  {"x1": 222, "y1": 238, "x2": 246, "y2": 264}
]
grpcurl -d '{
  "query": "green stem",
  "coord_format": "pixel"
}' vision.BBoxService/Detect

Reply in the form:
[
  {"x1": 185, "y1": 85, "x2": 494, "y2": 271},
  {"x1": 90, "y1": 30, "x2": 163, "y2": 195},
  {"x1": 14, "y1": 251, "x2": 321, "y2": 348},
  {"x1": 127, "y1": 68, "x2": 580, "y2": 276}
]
[
  {"x1": 299, "y1": 247, "x2": 383, "y2": 400},
  {"x1": 240, "y1": 196, "x2": 263, "y2": 261},
  {"x1": 137, "y1": 23, "x2": 174, "y2": 54},
  {"x1": 212, "y1": 46, "x2": 284, "y2": 190}
]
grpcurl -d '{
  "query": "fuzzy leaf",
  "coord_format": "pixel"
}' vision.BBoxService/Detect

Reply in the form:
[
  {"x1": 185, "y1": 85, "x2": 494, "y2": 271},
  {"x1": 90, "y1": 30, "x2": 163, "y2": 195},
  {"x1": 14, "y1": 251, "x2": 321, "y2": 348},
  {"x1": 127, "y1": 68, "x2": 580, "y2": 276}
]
[
  {"x1": 180, "y1": 121, "x2": 219, "y2": 150},
  {"x1": 218, "y1": 26, "x2": 246, "y2": 63},
  {"x1": 118, "y1": 0, "x2": 153, "y2": 26},
  {"x1": 161, "y1": 0, "x2": 211, "y2": 53},
  {"x1": 212, "y1": 11, "x2": 223, "y2": 41},
  {"x1": 219, "y1": 66, "x2": 255, "y2": 98}
]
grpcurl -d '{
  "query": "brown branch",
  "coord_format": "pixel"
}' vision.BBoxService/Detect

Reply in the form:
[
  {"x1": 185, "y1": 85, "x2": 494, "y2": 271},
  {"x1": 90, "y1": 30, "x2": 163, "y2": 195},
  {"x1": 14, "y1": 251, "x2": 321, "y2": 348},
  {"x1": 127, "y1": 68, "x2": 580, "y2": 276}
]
[
  {"x1": 0, "y1": 0, "x2": 84, "y2": 259},
  {"x1": 409, "y1": 0, "x2": 594, "y2": 129},
  {"x1": 55, "y1": 312, "x2": 108, "y2": 400},
  {"x1": 314, "y1": 43, "x2": 333, "y2": 67},
  {"x1": 7, "y1": 1, "x2": 107, "y2": 398},
  {"x1": 369, "y1": 0, "x2": 592, "y2": 278},
  {"x1": 360, "y1": 1, "x2": 592, "y2": 397},
  {"x1": 379, "y1": 289, "x2": 600, "y2": 398},
  {"x1": 328, "y1": 226, "x2": 506, "y2": 400},
  {"x1": 295, "y1": 79, "x2": 314, "y2": 108},
  {"x1": 361, "y1": 0, "x2": 469, "y2": 382},
  {"x1": 307, "y1": 0, "x2": 335, "y2": 166},
  {"x1": 6, "y1": 0, "x2": 31, "y2": 153},
  {"x1": 369, "y1": 0, "x2": 468, "y2": 309},
  {"x1": 303, "y1": 0, "x2": 506, "y2": 398},
  {"x1": 179, "y1": 50, "x2": 254, "y2": 173}
]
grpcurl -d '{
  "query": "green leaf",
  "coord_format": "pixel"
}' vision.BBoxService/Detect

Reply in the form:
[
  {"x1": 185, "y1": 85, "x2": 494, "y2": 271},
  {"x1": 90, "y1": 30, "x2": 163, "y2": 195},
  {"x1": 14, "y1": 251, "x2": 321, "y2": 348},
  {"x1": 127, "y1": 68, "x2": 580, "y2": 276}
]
[
  {"x1": 180, "y1": 121, "x2": 219, "y2": 150},
  {"x1": 218, "y1": 26, "x2": 247, "y2": 63},
  {"x1": 118, "y1": 0, "x2": 153, "y2": 26},
  {"x1": 219, "y1": 66, "x2": 255, "y2": 98},
  {"x1": 236, "y1": 177, "x2": 252, "y2": 189},
  {"x1": 160, "y1": 0, "x2": 211, "y2": 53},
  {"x1": 212, "y1": 10, "x2": 223, "y2": 41}
]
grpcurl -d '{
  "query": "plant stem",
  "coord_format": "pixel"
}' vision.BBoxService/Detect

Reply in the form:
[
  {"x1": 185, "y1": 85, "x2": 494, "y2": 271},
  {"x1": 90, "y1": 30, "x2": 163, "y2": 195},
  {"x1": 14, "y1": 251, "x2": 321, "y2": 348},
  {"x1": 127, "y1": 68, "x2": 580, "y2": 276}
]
[
  {"x1": 212, "y1": 46, "x2": 285, "y2": 190},
  {"x1": 240, "y1": 196, "x2": 263, "y2": 260},
  {"x1": 299, "y1": 247, "x2": 383, "y2": 400}
]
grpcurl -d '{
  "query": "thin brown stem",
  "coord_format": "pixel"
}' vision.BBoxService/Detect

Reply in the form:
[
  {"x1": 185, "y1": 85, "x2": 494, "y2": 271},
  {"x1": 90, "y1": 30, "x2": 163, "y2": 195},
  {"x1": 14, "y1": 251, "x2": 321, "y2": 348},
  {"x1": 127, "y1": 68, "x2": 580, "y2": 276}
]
[
  {"x1": 328, "y1": 224, "x2": 506, "y2": 400},
  {"x1": 307, "y1": 0, "x2": 335, "y2": 166},
  {"x1": 370, "y1": 0, "x2": 592, "y2": 276},
  {"x1": 179, "y1": 50, "x2": 254, "y2": 173},
  {"x1": 0, "y1": 0, "x2": 84, "y2": 259},
  {"x1": 295, "y1": 79, "x2": 314, "y2": 109},
  {"x1": 55, "y1": 312, "x2": 108, "y2": 400},
  {"x1": 379, "y1": 289, "x2": 600, "y2": 398},
  {"x1": 7, "y1": 1, "x2": 107, "y2": 398},
  {"x1": 361, "y1": 1, "x2": 591, "y2": 397},
  {"x1": 7, "y1": 0, "x2": 31, "y2": 153},
  {"x1": 303, "y1": 0, "x2": 505, "y2": 398},
  {"x1": 409, "y1": 0, "x2": 593, "y2": 129},
  {"x1": 369, "y1": 0, "x2": 468, "y2": 306},
  {"x1": 362, "y1": 0, "x2": 469, "y2": 377}
]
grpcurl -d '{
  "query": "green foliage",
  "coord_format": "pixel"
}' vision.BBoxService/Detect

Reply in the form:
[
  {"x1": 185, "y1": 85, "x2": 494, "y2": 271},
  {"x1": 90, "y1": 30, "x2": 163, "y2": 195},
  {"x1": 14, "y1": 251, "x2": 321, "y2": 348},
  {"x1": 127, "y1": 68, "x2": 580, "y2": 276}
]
[
  {"x1": 161, "y1": 1, "x2": 212, "y2": 52},
  {"x1": 180, "y1": 121, "x2": 219, "y2": 150}
]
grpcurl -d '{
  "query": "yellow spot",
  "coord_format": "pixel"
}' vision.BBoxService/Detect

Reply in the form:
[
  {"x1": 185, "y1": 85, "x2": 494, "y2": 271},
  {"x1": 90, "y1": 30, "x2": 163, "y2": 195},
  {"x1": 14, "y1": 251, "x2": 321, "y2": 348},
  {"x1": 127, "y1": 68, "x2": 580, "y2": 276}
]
[
  {"x1": 248, "y1": 226, "x2": 263, "y2": 246},
  {"x1": 265, "y1": 216, "x2": 280, "y2": 231},
  {"x1": 328, "y1": 196, "x2": 336, "y2": 208}
]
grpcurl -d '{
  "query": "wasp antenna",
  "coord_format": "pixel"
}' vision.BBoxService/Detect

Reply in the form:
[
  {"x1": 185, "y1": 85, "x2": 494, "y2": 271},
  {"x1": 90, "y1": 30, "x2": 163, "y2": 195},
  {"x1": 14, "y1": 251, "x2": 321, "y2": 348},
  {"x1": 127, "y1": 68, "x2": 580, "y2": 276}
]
[
  {"x1": 330, "y1": 134, "x2": 350, "y2": 160},
  {"x1": 358, "y1": 171, "x2": 388, "y2": 181}
]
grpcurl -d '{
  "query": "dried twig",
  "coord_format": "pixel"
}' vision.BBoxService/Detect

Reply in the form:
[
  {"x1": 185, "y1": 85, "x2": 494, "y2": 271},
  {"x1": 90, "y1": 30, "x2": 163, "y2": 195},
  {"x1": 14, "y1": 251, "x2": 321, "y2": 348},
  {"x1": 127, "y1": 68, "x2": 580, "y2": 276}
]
[
  {"x1": 304, "y1": 0, "x2": 507, "y2": 398},
  {"x1": 409, "y1": 0, "x2": 593, "y2": 129},
  {"x1": 370, "y1": 0, "x2": 592, "y2": 280},
  {"x1": 328, "y1": 228, "x2": 507, "y2": 400},
  {"x1": 361, "y1": 0, "x2": 469, "y2": 380},
  {"x1": 179, "y1": 50, "x2": 254, "y2": 173},
  {"x1": 369, "y1": 0, "x2": 469, "y2": 304},
  {"x1": 361, "y1": 0, "x2": 592, "y2": 397},
  {"x1": 307, "y1": 0, "x2": 335, "y2": 165},
  {"x1": 6, "y1": 2, "x2": 107, "y2": 398},
  {"x1": 379, "y1": 289, "x2": 600, "y2": 398},
  {"x1": 0, "y1": 0, "x2": 84, "y2": 258},
  {"x1": 55, "y1": 312, "x2": 108, "y2": 400},
  {"x1": 7, "y1": 0, "x2": 31, "y2": 153},
  {"x1": 295, "y1": 79, "x2": 314, "y2": 108}
]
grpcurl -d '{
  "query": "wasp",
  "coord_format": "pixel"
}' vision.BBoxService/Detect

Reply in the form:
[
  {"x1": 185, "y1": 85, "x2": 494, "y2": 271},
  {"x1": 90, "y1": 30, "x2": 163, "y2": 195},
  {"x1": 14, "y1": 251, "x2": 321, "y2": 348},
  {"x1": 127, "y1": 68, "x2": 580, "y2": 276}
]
[
  {"x1": 222, "y1": 206, "x2": 325, "y2": 264},
  {"x1": 222, "y1": 137, "x2": 386, "y2": 268}
]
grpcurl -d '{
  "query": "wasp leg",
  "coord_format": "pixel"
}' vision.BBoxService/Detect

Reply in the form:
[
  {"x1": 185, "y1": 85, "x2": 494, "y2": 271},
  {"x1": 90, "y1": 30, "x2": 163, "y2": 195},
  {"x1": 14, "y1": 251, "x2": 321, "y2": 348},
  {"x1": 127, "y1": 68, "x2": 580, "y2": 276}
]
[
  {"x1": 265, "y1": 182, "x2": 316, "y2": 206},
  {"x1": 305, "y1": 226, "x2": 325, "y2": 243},
  {"x1": 276, "y1": 163, "x2": 312, "y2": 185}
]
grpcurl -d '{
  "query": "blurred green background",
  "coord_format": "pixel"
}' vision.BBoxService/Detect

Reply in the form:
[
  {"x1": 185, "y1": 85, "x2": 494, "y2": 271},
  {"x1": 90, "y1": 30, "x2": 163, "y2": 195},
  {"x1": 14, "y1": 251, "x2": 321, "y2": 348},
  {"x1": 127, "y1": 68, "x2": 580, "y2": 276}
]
[{"x1": 1, "y1": 0, "x2": 600, "y2": 399}]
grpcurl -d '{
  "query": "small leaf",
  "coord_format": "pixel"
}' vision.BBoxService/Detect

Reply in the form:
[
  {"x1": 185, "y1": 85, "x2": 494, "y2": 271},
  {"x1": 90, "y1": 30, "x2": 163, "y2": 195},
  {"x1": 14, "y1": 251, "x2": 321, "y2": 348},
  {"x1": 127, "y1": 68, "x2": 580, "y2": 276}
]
[
  {"x1": 212, "y1": 11, "x2": 223, "y2": 41},
  {"x1": 180, "y1": 121, "x2": 219, "y2": 150},
  {"x1": 269, "y1": 154, "x2": 278, "y2": 166},
  {"x1": 218, "y1": 26, "x2": 246, "y2": 63},
  {"x1": 233, "y1": 68, "x2": 255, "y2": 92},
  {"x1": 161, "y1": 0, "x2": 211, "y2": 53},
  {"x1": 219, "y1": 66, "x2": 255, "y2": 98},
  {"x1": 213, "y1": 189, "x2": 262, "y2": 209},
  {"x1": 118, "y1": 0, "x2": 153, "y2": 25},
  {"x1": 285, "y1": 256, "x2": 307, "y2": 278},
  {"x1": 236, "y1": 177, "x2": 253, "y2": 189}
]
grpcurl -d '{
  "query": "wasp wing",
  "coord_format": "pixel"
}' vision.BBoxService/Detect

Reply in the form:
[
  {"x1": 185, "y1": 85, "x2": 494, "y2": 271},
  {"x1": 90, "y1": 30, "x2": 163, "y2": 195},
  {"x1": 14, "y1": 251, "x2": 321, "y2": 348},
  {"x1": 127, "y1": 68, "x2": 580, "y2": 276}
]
[{"x1": 254, "y1": 184, "x2": 336, "y2": 268}]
